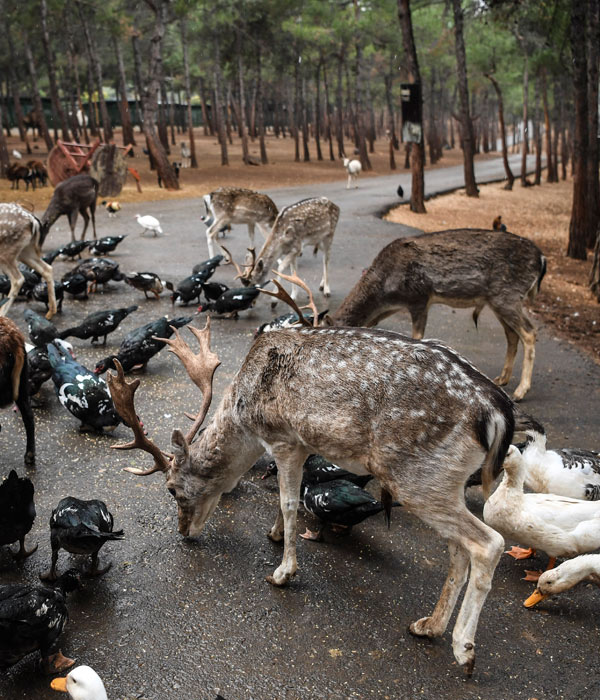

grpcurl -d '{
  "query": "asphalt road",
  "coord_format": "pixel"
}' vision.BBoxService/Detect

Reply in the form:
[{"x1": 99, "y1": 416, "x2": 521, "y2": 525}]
[{"x1": 1, "y1": 155, "x2": 599, "y2": 700}]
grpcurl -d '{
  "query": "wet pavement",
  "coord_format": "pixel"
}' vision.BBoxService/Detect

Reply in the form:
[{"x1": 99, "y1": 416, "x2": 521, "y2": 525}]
[{"x1": 1, "y1": 156, "x2": 599, "y2": 700}]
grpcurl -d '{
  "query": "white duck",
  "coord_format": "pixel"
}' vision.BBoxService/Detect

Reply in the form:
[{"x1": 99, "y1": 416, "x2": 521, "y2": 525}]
[
  {"x1": 135, "y1": 214, "x2": 163, "y2": 236},
  {"x1": 483, "y1": 446, "x2": 600, "y2": 588},
  {"x1": 518, "y1": 431, "x2": 600, "y2": 501},
  {"x1": 524, "y1": 553, "x2": 600, "y2": 608},
  {"x1": 51, "y1": 665, "x2": 107, "y2": 699}
]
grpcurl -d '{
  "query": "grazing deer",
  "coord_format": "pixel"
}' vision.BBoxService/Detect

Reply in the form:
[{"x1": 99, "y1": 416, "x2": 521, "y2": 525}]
[
  {"x1": 41, "y1": 174, "x2": 99, "y2": 243},
  {"x1": 0, "y1": 203, "x2": 57, "y2": 319},
  {"x1": 201, "y1": 187, "x2": 278, "y2": 258},
  {"x1": 343, "y1": 157, "x2": 362, "y2": 189},
  {"x1": 107, "y1": 277, "x2": 541, "y2": 675},
  {"x1": 327, "y1": 229, "x2": 546, "y2": 401},
  {"x1": 236, "y1": 197, "x2": 340, "y2": 299}
]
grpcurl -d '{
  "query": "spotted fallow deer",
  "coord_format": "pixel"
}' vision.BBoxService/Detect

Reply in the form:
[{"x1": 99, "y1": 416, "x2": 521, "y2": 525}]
[
  {"x1": 201, "y1": 187, "x2": 279, "y2": 258},
  {"x1": 107, "y1": 277, "x2": 542, "y2": 676},
  {"x1": 237, "y1": 197, "x2": 340, "y2": 299},
  {"x1": 0, "y1": 203, "x2": 57, "y2": 319},
  {"x1": 327, "y1": 229, "x2": 546, "y2": 401}
]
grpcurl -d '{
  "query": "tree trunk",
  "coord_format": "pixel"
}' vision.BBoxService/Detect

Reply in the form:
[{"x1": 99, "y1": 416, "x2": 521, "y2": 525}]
[
  {"x1": 140, "y1": 0, "x2": 179, "y2": 189},
  {"x1": 65, "y1": 20, "x2": 89, "y2": 144},
  {"x1": 77, "y1": 1, "x2": 112, "y2": 142},
  {"x1": 567, "y1": 0, "x2": 589, "y2": 259},
  {"x1": 199, "y1": 77, "x2": 210, "y2": 136},
  {"x1": 323, "y1": 63, "x2": 335, "y2": 161},
  {"x1": 0, "y1": 102, "x2": 9, "y2": 177},
  {"x1": 519, "y1": 49, "x2": 530, "y2": 187},
  {"x1": 586, "y1": 0, "x2": 600, "y2": 249},
  {"x1": 485, "y1": 73, "x2": 514, "y2": 190},
  {"x1": 180, "y1": 21, "x2": 198, "y2": 167},
  {"x1": 256, "y1": 45, "x2": 268, "y2": 164},
  {"x1": 114, "y1": 36, "x2": 136, "y2": 147},
  {"x1": 213, "y1": 37, "x2": 229, "y2": 166},
  {"x1": 451, "y1": 0, "x2": 478, "y2": 197},
  {"x1": 541, "y1": 68, "x2": 556, "y2": 182},
  {"x1": 397, "y1": 0, "x2": 426, "y2": 212},
  {"x1": 236, "y1": 27, "x2": 250, "y2": 164},
  {"x1": 301, "y1": 75, "x2": 310, "y2": 162},
  {"x1": 336, "y1": 50, "x2": 345, "y2": 158},
  {"x1": 314, "y1": 62, "x2": 323, "y2": 161},
  {"x1": 4, "y1": 9, "x2": 31, "y2": 153},
  {"x1": 131, "y1": 33, "x2": 145, "y2": 135},
  {"x1": 533, "y1": 77, "x2": 542, "y2": 185},
  {"x1": 40, "y1": 0, "x2": 71, "y2": 142},
  {"x1": 23, "y1": 34, "x2": 54, "y2": 152},
  {"x1": 293, "y1": 57, "x2": 301, "y2": 162}
]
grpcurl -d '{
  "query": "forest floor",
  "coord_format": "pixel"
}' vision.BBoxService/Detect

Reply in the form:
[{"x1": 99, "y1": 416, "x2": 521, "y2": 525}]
[{"x1": 2, "y1": 128, "x2": 598, "y2": 364}]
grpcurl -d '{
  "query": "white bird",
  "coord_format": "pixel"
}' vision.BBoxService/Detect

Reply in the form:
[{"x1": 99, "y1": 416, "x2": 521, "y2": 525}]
[
  {"x1": 518, "y1": 431, "x2": 600, "y2": 501},
  {"x1": 12, "y1": 149, "x2": 22, "y2": 159},
  {"x1": 51, "y1": 665, "x2": 108, "y2": 700},
  {"x1": 343, "y1": 157, "x2": 362, "y2": 189},
  {"x1": 135, "y1": 213, "x2": 163, "y2": 236},
  {"x1": 524, "y1": 553, "x2": 600, "y2": 607},
  {"x1": 483, "y1": 445, "x2": 600, "y2": 593}
]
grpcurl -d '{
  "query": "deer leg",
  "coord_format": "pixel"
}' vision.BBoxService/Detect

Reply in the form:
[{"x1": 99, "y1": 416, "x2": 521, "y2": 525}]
[
  {"x1": 67, "y1": 210, "x2": 78, "y2": 242},
  {"x1": 79, "y1": 209, "x2": 90, "y2": 241},
  {"x1": 265, "y1": 445, "x2": 307, "y2": 586},
  {"x1": 0, "y1": 260, "x2": 24, "y2": 318},
  {"x1": 205, "y1": 220, "x2": 224, "y2": 258},
  {"x1": 20, "y1": 247, "x2": 57, "y2": 319},
  {"x1": 90, "y1": 205, "x2": 97, "y2": 240},
  {"x1": 268, "y1": 504, "x2": 284, "y2": 543},
  {"x1": 512, "y1": 316, "x2": 536, "y2": 402},
  {"x1": 247, "y1": 222, "x2": 256, "y2": 248},
  {"x1": 492, "y1": 316, "x2": 519, "y2": 387},
  {"x1": 409, "y1": 305, "x2": 428, "y2": 339},
  {"x1": 15, "y1": 380, "x2": 35, "y2": 466},
  {"x1": 319, "y1": 245, "x2": 331, "y2": 297}
]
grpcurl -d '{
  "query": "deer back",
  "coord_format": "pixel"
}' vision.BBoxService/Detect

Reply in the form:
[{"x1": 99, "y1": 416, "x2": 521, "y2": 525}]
[
  {"x1": 331, "y1": 229, "x2": 546, "y2": 327},
  {"x1": 42, "y1": 174, "x2": 99, "y2": 228},
  {"x1": 208, "y1": 187, "x2": 278, "y2": 225}
]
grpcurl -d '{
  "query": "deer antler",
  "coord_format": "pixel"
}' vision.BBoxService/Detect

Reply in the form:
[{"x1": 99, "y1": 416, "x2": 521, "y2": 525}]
[
  {"x1": 107, "y1": 359, "x2": 172, "y2": 476},
  {"x1": 153, "y1": 317, "x2": 221, "y2": 443},
  {"x1": 220, "y1": 245, "x2": 254, "y2": 281},
  {"x1": 258, "y1": 271, "x2": 320, "y2": 327}
]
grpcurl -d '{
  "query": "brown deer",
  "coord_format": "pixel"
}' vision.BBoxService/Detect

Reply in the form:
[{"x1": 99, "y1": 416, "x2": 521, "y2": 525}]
[
  {"x1": 0, "y1": 203, "x2": 57, "y2": 319},
  {"x1": 107, "y1": 279, "x2": 541, "y2": 675},
  {"x1": 41, "y1": 174, "x2": 99, "y2": 243},
  {"x1": 327, "y1": 229, "x2": 546, "y2": 401},
  {"x1": 201, "y1": 187, "x2": 278, "y2": 258},
  {"x1": 237, "y1": 197, "x2": 340, "y2": 299}
]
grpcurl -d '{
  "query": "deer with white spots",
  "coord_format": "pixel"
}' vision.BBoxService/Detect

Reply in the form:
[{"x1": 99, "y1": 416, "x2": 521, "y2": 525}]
[
  {"x1": 0, "y1": 203, "x2": 57, "y2": 319},
  {"x1": 236, "y1": 197, "x2": 339, "y2": 299},
  {"x1": 328, "y1": 229, "x2": 546, "y2": 401},
  {"x1": 201, "y1": 187, "x2": 278, "y2": 258},
  {"x1": 107, "y1": 277, "x2": 541, "y2": 676}
]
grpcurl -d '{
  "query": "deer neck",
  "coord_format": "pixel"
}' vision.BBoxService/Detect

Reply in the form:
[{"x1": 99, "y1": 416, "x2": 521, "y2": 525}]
[{"x1": 330, "y1": 269, "x2": 385, "y2": 327}]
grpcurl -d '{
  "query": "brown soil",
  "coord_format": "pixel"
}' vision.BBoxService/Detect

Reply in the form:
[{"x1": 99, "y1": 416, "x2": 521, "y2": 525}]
[
  {"x1": 3, "y1": 128, "x2": 597, "y2": 361},
  {"x1": 386, "y1": 180, "x2": 600, "y2": 365}
]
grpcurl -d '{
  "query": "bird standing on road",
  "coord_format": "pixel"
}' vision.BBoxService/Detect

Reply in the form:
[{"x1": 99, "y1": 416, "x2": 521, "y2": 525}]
[
  {"x1": 197, "y1": 286, "x2": 260, "y2": 317},
  {"x1": 59, "y1": 305, "x2": 138, "y2": 346},
  {"x1": 135, "y1": 213, "x2": 163, "y2": 236}
]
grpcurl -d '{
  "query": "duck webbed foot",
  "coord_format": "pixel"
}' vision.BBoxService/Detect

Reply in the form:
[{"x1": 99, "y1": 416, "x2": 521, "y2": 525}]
[
  {"x1": 86, "y1": 552, "x2": 112, "y2": 577},
  {"x1": 524, "y1": 556, "x2": 557, "y2": 582},
  {"x1": 300, "y1": 527, "x2": 324, "y2": 541},
  {"x1": 43, "y1": 650, "x2": 76, "y2": 674},
  {"x1": 506, "y1": 546, "x2": 536, "y2": 560},
  {"x1": 12, "y1": 537, "x2": 38, "y2": 560}
]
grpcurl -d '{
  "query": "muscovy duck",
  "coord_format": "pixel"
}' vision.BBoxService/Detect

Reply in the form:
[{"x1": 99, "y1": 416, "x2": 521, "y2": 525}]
[
  {"x1": 198, "y1": 286, "x2": 260, "y2": 318},
  {"x1": 71, "y1": 258, "x2": 125, "y2": 293},
  {"x1": 0, "y1": 570, "x2": 80, "y2": 672},
  {"x1": 32, "y1": 280, "x2": 64, "y2": 313},
  {"x1": 262, "y1": 454, "x2": 373, "y2": 489},
  {"x1": 0, "y1": 470, "x2": 37, "y2": 559},
  {"x1": 201, "y1": 281, "x2": 229, "y2": 302},
  {"x1": 301, "y1": 478, "x2": 401, "y2": 541},
  {"x1": 135, "y1": 214, "x2": 163, "y2": 236},
  {"x1": 58, "y1": 240, "x2": 90, "y2": 260},
  {"x1": 42, "y1": 247, "x2": 63, "y2": 265},
  {"x1": 59, "y1": 305, "x2": 138, "y2": 346},
  {"x1": 89, "y1": 234, "x2": 126, "y2": 256},
  {"x1": 18, "y1": 263, "x2": 41, "y2": 298},
  {"x1": 125, "y1": 271, "x2": 166, "y2": 300},
  {"x1": 255, "y1": 309, "x2": 329, "y2": 337},
  {"x1": 26, "y1": 340, "x2": 75, "y2": 397},
  {"x1": 47, "y1": 343, "x2": 121, "y2": 432},
  {"x1": 94, "y1": 315, "x2": 193, "y2": 374},
  {"x1": 42, "y1": 497, "x2": 123, "y2": 581},
  {"x1": 61, "y1": 272, "x2": 89, "y2": 299},
  {"x1": 24, "y1": 308, "x2": 59, "y2": 347},
  {"x1": 51, "y1": 665, "x2": 108, "y2": 699},
  {"x1": 192, "y1": 253, "x2": 224, "y2": 278},
  {"x1": 165, "y1": 274, "x2": 205, "y2": 305}
]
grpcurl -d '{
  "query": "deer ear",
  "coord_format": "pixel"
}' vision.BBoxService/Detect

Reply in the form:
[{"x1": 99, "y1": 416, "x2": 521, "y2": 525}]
[
  {"x1": 323, "y1": 314, "x2": 334, "y2": 327},
  {"x1": 256, "y1": 259, "x2": 264, "y2": 274},
  {"x1": 171, "y1": 429, "x2": 189, "y2": 466}
]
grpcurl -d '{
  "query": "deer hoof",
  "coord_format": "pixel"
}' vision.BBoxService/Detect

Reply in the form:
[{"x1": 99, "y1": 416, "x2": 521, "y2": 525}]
[
  {"x1": 266, "y1": 573, "x2": 289, "y2": 587},
  {"x1": 408, "y1": 617, "x2": 436, "y2": 638},
  {"x1": 493, "y1": 374, "x2": 509, "y2": 386},
  {"x1": 512, "y1": 385, "x2": 528, "y2": 402},
  {"x1": 454, "y1": 642, "x2": 476, "y2": 677},
  {"x1": 267, "y1": 529, "x2": 283, "y2": 543}
]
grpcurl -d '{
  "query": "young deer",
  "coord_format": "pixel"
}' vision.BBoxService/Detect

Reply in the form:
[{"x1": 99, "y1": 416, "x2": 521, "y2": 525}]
[
  {"x1": 107, "y1": 280, "x2": 541, "y2": 675},
  {"x1": 0, "y1": 203, "x2": 57, "y2": 319},
  {"x1": 237, "y1": 197, "x2": 340, "y2": 299},
  {"x1": 201, "y1": 187, "x2": 278, "y2": 258},
  {"x1": 328, "y1": 229, "x2": 546, "y2": 401},
  {"x1": 41, "y1": 174, "x2": 99, "y2": 243}
]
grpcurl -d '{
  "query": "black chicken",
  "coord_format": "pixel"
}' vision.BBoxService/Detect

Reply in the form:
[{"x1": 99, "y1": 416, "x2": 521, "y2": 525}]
[
  {"x1": 192, "y1": 253, "x2": 224, "y2": 278},
  {"x1": 0, "y1": 570, "x2": 80, "y2": 672},
  {"x1": 32, "y1": 280, "x2": 64, "y2": 313},
  {"x1": 26, "y1": 340, "x2": 74, "y2": 398},
  {"x1": 59, "y1": 305, "x2": 138, "y2": 345},
  {"x1": 165, "y1": 274, "x2": 205, "y2": 305},
  {"x1": 71, "y1": 257, "x2": 125, "y2": 293},
  {"x1": 94, "y1": 315, "x2": 193, "y2": 374},
  {"x1": 61, "y1": 271, "x2": 89, "y2": 299},
  {"x1": 197, "y1": 286, "x2": 260, "y2": 317},
  {"x1": 24, "y1": 308, "x2": 59, "y2": 347},
  {"x1": 89, "y1": 234, "x2": 126, "y2": 256},
  {"x1": 58, "y1": 240, "x2": 90, "y2": 260},
  {"x1": 125, "y1": 271, "x2": 165, "y2": 300},
  {"x1": 0, "y1": 470, "x2": 37, "y2": 559},
  {"x1": 41, "y1": 497, "x2": 124, "y2": 581}
]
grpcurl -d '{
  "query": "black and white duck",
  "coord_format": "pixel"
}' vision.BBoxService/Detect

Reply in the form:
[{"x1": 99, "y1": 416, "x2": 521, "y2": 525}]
[
  {"x1": 42, "y1": 248, "x2": 63, "y2": 265},
  {"x1": 0, "y1": 470, "x2": 37, "y2": 559},
  {"x1": 0, "y1": 569, "x2": 80, "y2": 672},
  {"x1": 24, "y1": 308, "x2": 59, "y2": 347},
  {"x1": 124, "y1": 271, "x2": 166, "y2": 300},
  {"x1": 197, "y1": 286, "x2": 260, "y2": 318},
  {"x1": 26, "y1": 340, "x2": 75, "y2": 398},
  {"x1": 166, "y1": 273, "x2": 205, "y2": 305},
  {"x1": 47, "y1": 343, "x2": 121, "y2": 432},
  {"x1": 61, "y1": 272, "x2": 89, "y2": 299},
  {"x1": 59, "y1": 305, "x2": 138, "y2": 346},
  {"x1": 32, "y1": 280, "x2": 65, "y2": 314},
  {"x1": 41, "y1": 497, "x2": 124, "y2": 581},
  {"x1": 262, "y1": 454, "x2": 373, "y2": 489},
  {"x1": 301, "y1": 478, "x2": 401, "y2": 541},
  {"x1": 255, "y1": 309, "x2": 329, "y2": 337},
  {"x1": 89, "y1": 234, "x2": 126, "y2": 256},
  {"x1": 58, "y1": 241, "x2": 90, "y2": 260},
  {"x1": 192, "y1": 253, "x2": 224, "y2": 279},
  {"x1": 70, "y1": 258, "x2": 125, "y2": 293},
  {"x1": 94, "y1": 315, "x2": 193, "y2": 374}
]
